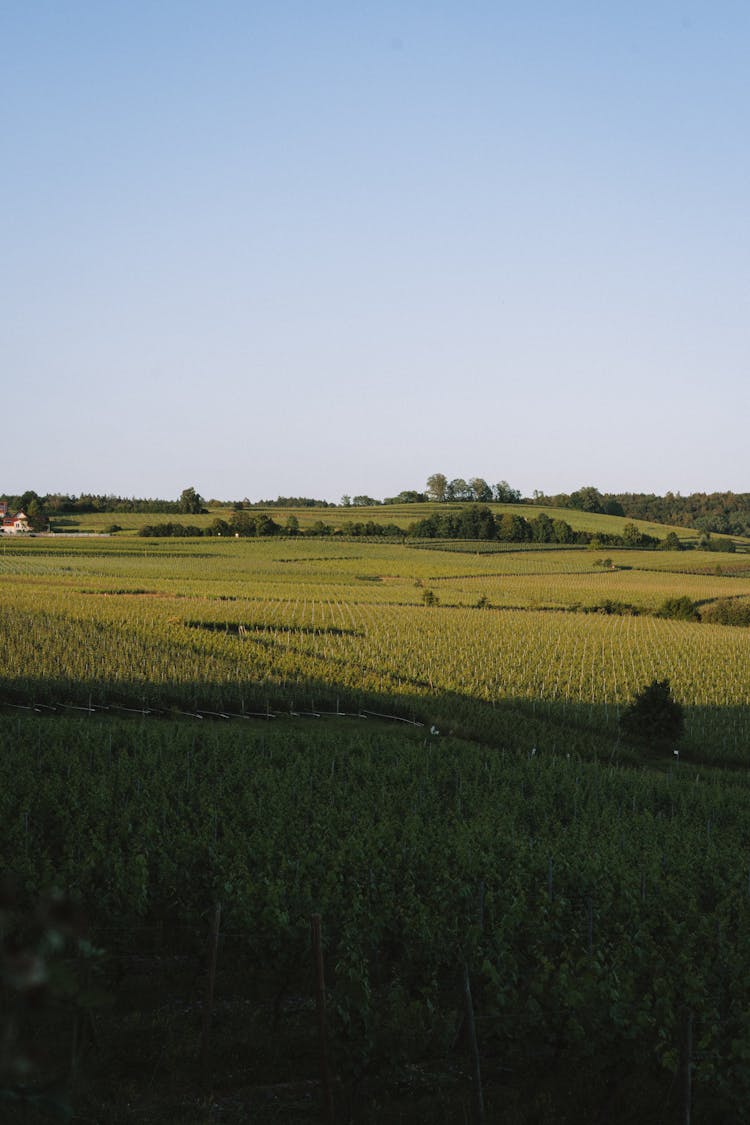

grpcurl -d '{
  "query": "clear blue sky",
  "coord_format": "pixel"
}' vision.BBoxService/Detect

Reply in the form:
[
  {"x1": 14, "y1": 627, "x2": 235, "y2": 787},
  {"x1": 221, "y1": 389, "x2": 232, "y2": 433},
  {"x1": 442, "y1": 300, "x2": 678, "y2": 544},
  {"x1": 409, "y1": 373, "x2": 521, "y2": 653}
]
[{"x1": 2, "y1": 2, "x2": 748, "y2": 501}]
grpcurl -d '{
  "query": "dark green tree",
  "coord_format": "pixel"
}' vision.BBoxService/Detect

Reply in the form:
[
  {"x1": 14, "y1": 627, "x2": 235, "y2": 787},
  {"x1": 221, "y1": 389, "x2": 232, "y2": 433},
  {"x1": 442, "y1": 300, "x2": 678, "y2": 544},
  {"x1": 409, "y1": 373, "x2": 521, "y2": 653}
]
[
  {"x1": 26, "y1": 497, "x2": 47, "y2": 530},
  {"x1": 497, "y1": 513, "x2": 529, "y2": 542},
  {"x1": 446, "y1": 478, "x2": 471, "y2": 501},
  {"x1": 552, "y1": 518, "x2": 575, "y2": 544},
  {"x1": 602, "y1": 498, "x2": 625, "y2": 516},
  {"x1": 530, "y1": 512, "x2": 554, "y2": 542},
  {"x1": 384, "y1": 490, "x2": 427, "y2": 504},
  {"x1": 658, "y1": 596, "x2": 700, "y2": 621},
  {"x1": 493, "y1": 480, "x2": 522, "y2": 503},
  {"x1": 469, "y1": 477, "x2": 493, "y2": 502},
  {"x1": 179, "y1": 487, "x2": 205, "y2": 515},
  {"x1": 255, "y1": 514, "x2": 281, "y2": 536},
  {"x1": 622, "y1": 522, "x2": 643, "y2": 546},
  {"x1": 229, "y1": 510, "x2": 257, "y2": 536},
  {"x1": 570, "y1": 486, "x2": 603, "y2": 513},
  {"x1": 456, "y1": 504, "x2": 495, "y2": 540}
]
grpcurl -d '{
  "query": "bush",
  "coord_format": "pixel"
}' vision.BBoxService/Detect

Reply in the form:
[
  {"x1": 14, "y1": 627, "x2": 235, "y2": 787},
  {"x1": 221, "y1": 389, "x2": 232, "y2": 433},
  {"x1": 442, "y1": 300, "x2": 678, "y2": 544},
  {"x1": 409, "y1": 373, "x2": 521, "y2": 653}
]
[
  {"x1": 584, "y1": 600, "x2": 638, "y2": 616},
  {"x1": 701, "y1": 536, "x2": 736, "y2": 553},
  {"x1": 658, "y1": 596, "x2": 700, "y2": 621},
  {"x1": 619, "y1": 679, "x2": 685, "y2": 745},
  {"x1": 700, "y1": 599, "x2": 750, "y2": 627}
]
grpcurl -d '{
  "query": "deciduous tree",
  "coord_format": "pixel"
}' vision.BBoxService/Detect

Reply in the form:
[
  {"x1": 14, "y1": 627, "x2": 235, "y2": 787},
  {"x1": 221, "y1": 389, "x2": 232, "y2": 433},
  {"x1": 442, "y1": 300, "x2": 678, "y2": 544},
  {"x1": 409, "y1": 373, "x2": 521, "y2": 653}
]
[
  {"x1": 425, "y1": 473, "x2": 448, "y2": 502},
  {"x1": 179, "y1": 487, "x2": 205, "y2": 515}
]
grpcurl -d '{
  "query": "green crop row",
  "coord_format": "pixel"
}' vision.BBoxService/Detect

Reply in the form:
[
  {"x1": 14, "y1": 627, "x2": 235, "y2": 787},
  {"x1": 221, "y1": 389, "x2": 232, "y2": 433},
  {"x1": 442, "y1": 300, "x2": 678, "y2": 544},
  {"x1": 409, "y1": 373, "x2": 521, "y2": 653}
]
[{"x1": 3, "y1": 716, "x2": 750, "y2": 1121}]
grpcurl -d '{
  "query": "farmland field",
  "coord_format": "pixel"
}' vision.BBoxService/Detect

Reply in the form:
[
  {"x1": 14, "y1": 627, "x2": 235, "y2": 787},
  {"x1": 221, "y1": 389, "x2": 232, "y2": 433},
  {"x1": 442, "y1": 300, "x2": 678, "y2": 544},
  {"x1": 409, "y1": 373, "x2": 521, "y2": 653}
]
[
  {"x1": 3, "y1": 531, "x2": 750, "y2": 1122},
  {"x1": 2, "y1": 536, "x2": 750, "y2": 764},
  {"x1": 44, "y1": 499, "x2": 698, "y2": 542}
]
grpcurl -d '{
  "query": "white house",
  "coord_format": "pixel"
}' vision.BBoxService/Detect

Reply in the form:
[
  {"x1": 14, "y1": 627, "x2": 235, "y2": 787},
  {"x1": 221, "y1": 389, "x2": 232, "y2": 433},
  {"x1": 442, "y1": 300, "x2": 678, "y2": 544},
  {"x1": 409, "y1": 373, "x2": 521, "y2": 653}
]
[{"x1": 2, "y1": 510, "x2": 31, "y2": 534}]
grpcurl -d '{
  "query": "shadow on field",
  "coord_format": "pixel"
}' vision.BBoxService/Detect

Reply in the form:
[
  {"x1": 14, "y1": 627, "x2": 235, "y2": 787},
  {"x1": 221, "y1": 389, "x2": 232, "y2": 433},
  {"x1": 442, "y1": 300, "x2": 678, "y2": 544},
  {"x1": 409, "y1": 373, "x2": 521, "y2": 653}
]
[{"x1": 0, "y1": 671, "x2": 745, "y2": 768}]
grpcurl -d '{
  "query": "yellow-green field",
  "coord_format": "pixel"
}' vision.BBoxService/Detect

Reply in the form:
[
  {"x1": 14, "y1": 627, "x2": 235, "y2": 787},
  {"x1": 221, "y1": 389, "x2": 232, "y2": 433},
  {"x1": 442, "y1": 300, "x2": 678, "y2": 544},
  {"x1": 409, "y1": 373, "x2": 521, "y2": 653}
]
[
  {"x1": 43, "y1": 500, "x2": 699, "y2": 541},
  {"x1": 2, "y1": 536, "x2": 750, "y2": 763},
  {"x1": 4, "y1": 534, "x2": 750, "y2": 1121}
]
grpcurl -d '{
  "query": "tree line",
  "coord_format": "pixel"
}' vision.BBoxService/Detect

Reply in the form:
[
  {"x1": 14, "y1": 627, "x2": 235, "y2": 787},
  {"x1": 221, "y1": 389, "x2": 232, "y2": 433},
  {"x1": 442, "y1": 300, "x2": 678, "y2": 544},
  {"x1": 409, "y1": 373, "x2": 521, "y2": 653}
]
[
  {"x1": 6, "y1": 480, "x2": 748, "y2": 540},
  {"x1": 408, "y1": 507, "x2": 662, "y2": 547},
  {"x1": 533, "y1": 486, "x2": 750, "y2": 537},
  {"x1": 138, "y1": 505, "x2": 710, "y2": 551}
]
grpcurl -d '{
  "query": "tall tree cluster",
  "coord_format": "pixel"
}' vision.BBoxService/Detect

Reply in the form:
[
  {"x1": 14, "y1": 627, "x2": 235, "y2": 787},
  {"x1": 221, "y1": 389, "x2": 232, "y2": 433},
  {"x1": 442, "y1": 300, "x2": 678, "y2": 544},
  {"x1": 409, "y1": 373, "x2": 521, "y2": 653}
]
[{"x1": 425, "y1": 474, "x2": 522, "y2": 504}]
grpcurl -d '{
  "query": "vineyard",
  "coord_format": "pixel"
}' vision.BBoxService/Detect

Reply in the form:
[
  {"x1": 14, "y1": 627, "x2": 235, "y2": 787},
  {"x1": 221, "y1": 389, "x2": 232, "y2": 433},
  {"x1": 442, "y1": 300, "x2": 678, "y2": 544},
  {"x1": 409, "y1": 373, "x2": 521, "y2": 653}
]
[
  {"x1": 41, "y1": 498, "x2": 695, "y2": 542},
  {"x1": 3, "y1": 535, "x2": 750, "y2": 1121},
  {"x1": 2, "y1": 538, "x2": 750, "y2": 764}
]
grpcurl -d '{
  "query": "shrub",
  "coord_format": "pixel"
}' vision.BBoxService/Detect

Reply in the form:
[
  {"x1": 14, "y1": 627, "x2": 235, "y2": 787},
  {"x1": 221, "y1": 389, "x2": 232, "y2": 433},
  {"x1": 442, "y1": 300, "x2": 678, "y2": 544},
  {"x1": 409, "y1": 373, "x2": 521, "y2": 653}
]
[
  {"x1": 701, "y1": 536, "x2": 737, "y2": 553},
  {"x1": 658, "y1": 596, "x2": 700, "y2": 621},
  {"x1": 584, "y1": 600, "x2": 637, "y2": 616},
  {"x1": 700, "y1": 599, "x2": 750, "y2": 627}
]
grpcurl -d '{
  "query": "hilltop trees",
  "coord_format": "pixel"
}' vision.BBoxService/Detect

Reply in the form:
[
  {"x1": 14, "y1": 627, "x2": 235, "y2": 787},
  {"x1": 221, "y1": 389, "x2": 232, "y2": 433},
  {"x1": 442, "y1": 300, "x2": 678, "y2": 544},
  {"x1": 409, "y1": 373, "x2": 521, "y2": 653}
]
[
  {"x1": 446, "y1": 478, "x2": 472, "y2": 501},
  {"x1": 570, "y1": 486, "x2": 604, "y2": 513},
  {"x1": 469, "y1": 477, "x2": 493, "y2": 502},
  {"x1": 493, "y1": 480, "x2": 522, "y2": 503},
  {"x1": 426, "y1": 473, "x2": 448, "y2": 502},
  {"x1": 179, "y1": 487, "x2": 205, "y2": 515},
  {"x1": 384, "y1": 490, "x2": 428, "y2": 504},
  {"x1": 425, "y1": 474, "x2": 522, "y2": 503}
]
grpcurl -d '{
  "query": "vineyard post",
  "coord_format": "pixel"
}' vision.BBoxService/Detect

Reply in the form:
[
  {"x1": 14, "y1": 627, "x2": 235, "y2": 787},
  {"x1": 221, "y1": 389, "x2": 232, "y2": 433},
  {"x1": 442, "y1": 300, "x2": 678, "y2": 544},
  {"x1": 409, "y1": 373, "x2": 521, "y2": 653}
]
[
  {"x1": 154, "y1": 917, "x2": 165, "y2": 1005},
  {"x1": 679, "y1": 1008, "x2": 693, "y2": 1125},
  {"x1": 200, "y1": 902, "x2": 222, "y2": 1088},
  {"x1": 462, "y1": 960, "x2": 485, "y2": 1124},
  {"x1": 310, "y1": 913, "x2": 334, "y2": 1123},
  {"x1": 586, "y1": 896, "x2": 593, "y2": 956}
]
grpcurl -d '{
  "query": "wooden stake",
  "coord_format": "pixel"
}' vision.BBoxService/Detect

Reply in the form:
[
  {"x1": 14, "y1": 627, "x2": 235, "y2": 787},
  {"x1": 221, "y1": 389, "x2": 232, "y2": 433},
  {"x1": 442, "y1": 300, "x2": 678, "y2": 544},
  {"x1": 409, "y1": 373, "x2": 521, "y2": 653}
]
[
  {"x1": 587, "y1": 897, "x2": 593, "y2": 956},
  {"x1": 680, "y1": 1009, "x2": 693, "y2": 1125},
  {"x1": 200, "y1": 902, "x2": 222, "y2": 1087},
  {"x1": 462, "y1": 961, "x2": 485, "y2": 1125},
  {"x1": 311, "y1": 913, "x2": 334, "y2": 1122}
]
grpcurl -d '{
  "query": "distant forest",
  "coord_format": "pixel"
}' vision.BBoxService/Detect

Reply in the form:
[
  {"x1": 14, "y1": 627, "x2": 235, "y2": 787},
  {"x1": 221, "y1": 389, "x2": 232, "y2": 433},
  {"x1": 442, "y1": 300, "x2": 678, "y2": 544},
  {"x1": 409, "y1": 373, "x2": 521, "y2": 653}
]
[
  {"x1": 3, "y1": 481, "x2": 749, "y2": 538},
  {"x1": 534, "y1": 486, "x2": 750, "y2": 538}
]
